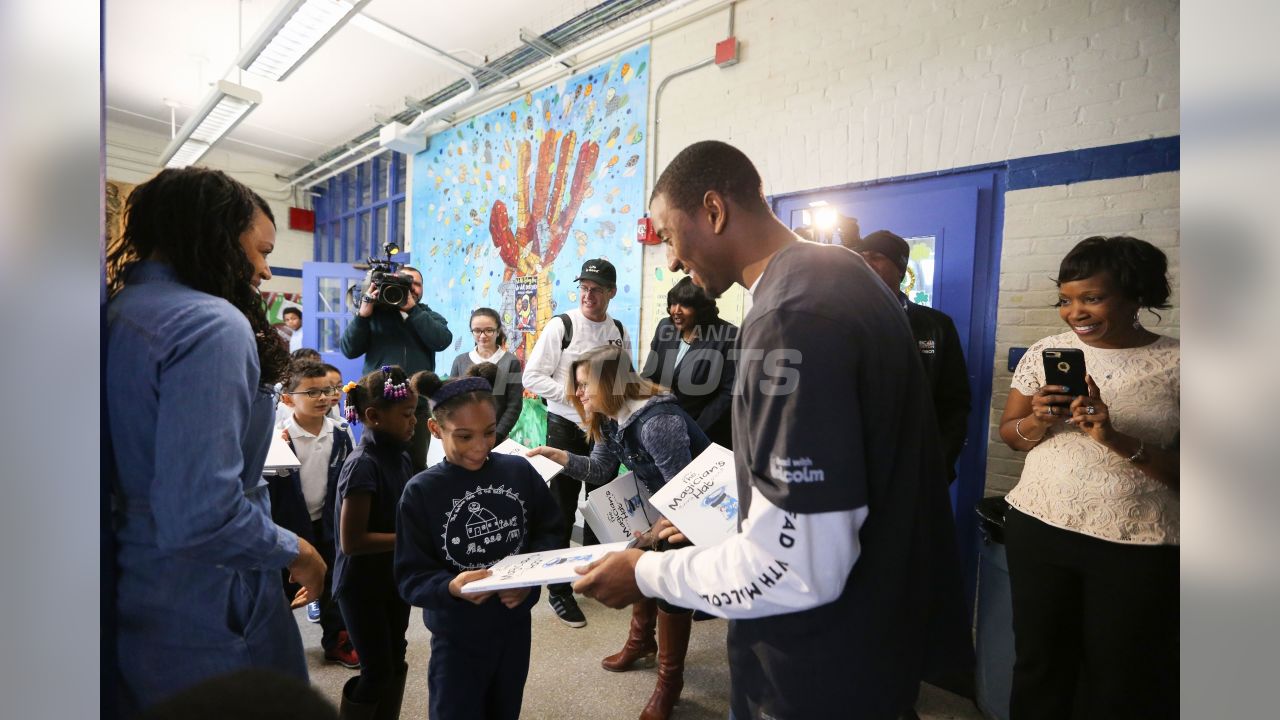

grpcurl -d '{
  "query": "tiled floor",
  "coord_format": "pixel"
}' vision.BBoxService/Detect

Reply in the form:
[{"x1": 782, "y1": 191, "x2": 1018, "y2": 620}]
[{"x1": 297, "y1": 593, "x2": 985, "y2": 719}]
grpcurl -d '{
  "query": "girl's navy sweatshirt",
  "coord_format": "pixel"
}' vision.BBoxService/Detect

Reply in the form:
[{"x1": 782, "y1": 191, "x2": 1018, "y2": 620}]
[{"x1": 395, "y1": 453, "x2": 562, "y2": 637}]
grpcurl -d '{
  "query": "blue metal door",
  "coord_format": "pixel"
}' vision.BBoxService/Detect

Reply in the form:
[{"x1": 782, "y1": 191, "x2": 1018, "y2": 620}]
[
  {"x1": 772, "y1": 169, "x2": 1005, "y2": 603},
  {"x1": 301, "y1": 261, "x2": 375, "y2": 439}
]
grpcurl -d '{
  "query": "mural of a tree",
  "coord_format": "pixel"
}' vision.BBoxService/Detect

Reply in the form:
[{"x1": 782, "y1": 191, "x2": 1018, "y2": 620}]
[{"x1": 488, "y1": 128, "x2": 600, "y2": 361}]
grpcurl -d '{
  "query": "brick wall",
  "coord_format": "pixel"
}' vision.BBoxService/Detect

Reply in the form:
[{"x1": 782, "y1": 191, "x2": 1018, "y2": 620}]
[
  {"x1": 646, "y1": 0, "x2": 1179, "y2": 194},
  {"x1": 985, "y1": 171, "x2": 1180, "y2": 494}
]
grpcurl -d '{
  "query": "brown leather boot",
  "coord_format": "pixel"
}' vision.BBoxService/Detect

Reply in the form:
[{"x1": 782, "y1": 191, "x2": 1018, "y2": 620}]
[
  {"x1": 602, "y1": 598, "x2": 658, "y2": 671},
  {"x1": 639, "y1": 609, "x2": 693, "y2": 720}
]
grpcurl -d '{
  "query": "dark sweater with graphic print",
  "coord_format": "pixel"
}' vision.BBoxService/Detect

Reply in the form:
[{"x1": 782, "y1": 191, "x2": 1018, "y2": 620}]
[{"x1": 395, "y1": 453, "x2": 562, "y2": 638}]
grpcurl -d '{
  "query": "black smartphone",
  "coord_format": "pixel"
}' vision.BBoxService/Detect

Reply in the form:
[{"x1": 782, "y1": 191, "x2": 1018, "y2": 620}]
[{"x1": 1042, "y1": 348, "x2": 1087, "y2": 397}]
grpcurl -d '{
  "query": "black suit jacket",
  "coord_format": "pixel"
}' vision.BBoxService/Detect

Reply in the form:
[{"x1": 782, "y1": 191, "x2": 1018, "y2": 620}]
[
  {"x1": 905, "y1": 301, "x2": 971, "y2": 480},
  {"x1": 641, "y1": 317, "x2": 738, "y2": 448}
]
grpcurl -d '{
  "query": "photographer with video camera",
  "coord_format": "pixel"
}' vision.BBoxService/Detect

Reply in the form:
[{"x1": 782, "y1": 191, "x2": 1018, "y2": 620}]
[{"x1": 340, "y1": 247, "x2": 452, "y2": 472}]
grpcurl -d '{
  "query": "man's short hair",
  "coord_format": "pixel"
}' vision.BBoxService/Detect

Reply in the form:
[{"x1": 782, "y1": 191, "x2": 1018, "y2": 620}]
[
  {"x1": 282, "y1": 307, "x2": 301, "y2": 320},
  {"x1": 651, "y1": 140, "x2": 768, "y2": 215}
]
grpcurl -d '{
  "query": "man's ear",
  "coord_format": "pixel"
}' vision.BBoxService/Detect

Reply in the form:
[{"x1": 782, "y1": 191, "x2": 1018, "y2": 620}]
[
  {"x1": 703, "y1": 191, "x2": 729, "y2": 235},
  {"x1": 280, "y1": 391, "x2": 295, "y2": 408}
]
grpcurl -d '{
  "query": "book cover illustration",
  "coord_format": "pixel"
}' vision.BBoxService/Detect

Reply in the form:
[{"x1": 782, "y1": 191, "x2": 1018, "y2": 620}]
[
  {"x1": 646, "y1": 443, "x2": 739, "y2": 546},
  {"x1": 459, "y1": 541, "x2": 631, "y2": 593},
  {"x1": 580, "y1": 471, "x2": 657, "y2": 544}
]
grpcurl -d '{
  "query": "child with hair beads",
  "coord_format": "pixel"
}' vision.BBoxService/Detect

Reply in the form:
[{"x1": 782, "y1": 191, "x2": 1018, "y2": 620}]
[
  {"x1": 333, "y1": 366, "x2": 417, "y2": 719},
  {"x1": 395, "y1": 373, "x2": 562, "y2": 720}
]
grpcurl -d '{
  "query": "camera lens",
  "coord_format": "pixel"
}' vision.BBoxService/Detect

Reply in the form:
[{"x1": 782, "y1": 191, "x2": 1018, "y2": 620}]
[{"x1": 381, "y1": 285, "x2": 406, "y2": 307}]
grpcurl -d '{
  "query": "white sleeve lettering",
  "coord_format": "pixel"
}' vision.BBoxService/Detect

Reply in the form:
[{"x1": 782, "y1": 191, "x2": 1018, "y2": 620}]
[{"x1": 634, "y1": 486, "x2": 867, "y2": 619}]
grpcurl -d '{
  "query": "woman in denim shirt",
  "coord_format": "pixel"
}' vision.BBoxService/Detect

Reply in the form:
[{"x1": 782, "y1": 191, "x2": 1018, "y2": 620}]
[
  {"x1": 105, "y1": 168, "x2": 326, "y2": 712},
  {"x1": 528, "y1": 345, "x2": 709, "y2": 720}
]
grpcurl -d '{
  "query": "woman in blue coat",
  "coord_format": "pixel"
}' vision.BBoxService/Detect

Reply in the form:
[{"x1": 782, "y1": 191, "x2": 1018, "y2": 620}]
[{"x1": 105, "y1": 168, "x2": 327, "y2": 712}]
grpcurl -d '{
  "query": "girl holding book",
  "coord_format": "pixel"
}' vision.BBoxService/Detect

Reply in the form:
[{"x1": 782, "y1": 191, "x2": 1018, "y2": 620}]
[
  {"x1": 527, "y1": 345, "x2": 710, "y2": 720},
  {"x1": 395, "y1": 373, "x2": 561, "y2": 720}
]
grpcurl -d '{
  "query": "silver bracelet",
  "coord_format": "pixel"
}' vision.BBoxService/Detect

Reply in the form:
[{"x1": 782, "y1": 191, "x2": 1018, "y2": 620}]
[
  {"x1": 1126, "y1": 438, "x2": 1147, "y2": 464},
  {"x1": 1015, "y1": 417, "x2": 1045, "y2": 444}
]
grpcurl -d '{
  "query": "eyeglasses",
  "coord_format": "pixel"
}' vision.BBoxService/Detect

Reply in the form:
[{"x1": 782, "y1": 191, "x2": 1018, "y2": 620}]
[
  {"x1": 285, "y1": 385, "x2": 341, "y2": 399},
  {"x1": 578, "y1": 285, "x2": 609, "y2": 296},
  {"x1": 471, "y1": 328, "x2": 497, "y2": 336}
]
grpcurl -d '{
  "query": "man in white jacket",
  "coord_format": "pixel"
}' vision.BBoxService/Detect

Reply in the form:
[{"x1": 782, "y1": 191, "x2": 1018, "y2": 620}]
[
  {"x1": 523, "y1": 257, "x2": 631, "y2": 628},
  {"x1": 574, "y1": 141, "x2": 963, "y2": 720}
]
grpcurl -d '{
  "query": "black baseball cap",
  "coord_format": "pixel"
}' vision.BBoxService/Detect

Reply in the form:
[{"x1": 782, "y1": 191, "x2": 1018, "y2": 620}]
[
  {"x1": 574, "y1": 258, "x2": 617, "y2": 288},
  {"x1": 855, "y1": 230, "x2": 910, "y2": 273}
]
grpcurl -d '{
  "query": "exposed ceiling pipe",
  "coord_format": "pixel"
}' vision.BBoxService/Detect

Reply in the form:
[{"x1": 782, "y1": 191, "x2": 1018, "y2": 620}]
[
  {"x1": 290, "y1": 136, "x2": 381, "y2": 186},
  {"x1": 299, "y1": 0, "x2": 737, "y2": 188},
  {"x1": 303, "y1": 146, "x2": 392, "y2": 189},
  {"x1": 348, "y1": 13, "x2": 483, "y2": 90},
  {"x1": 415, "y1": 0, "x2": 739, "y2": 144},
  {"x1": 299, "y1": 11, "x2": 504, "y2": 187}
]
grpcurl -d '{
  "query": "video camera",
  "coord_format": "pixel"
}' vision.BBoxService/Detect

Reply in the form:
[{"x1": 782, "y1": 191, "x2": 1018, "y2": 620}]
[{"x1": 361, "y1": 243, "x2": 415, "y2": 310}]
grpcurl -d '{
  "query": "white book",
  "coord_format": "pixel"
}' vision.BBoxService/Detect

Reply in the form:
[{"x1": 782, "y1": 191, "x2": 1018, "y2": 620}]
[
  {"x1": 263, "y1": 435, "x2": 301, "y2": 474},
  {"x1": 459, "y1": 541, "x2": 632, "y2": 593},
  {"x1": 580, "y1": 472, "x2": 658, "y2": 544},
  {"x1": 491, "y1": 438, "x2": 563, "y2": 484},
  {"x1": 646, "y1": 443, "x2": 740, "y2": 547}
]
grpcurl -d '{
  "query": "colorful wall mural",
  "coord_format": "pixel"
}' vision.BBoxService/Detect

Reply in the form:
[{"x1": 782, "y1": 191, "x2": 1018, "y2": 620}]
[{"x1": 410, "y1": 44, "x2": 651, "y2": 366}]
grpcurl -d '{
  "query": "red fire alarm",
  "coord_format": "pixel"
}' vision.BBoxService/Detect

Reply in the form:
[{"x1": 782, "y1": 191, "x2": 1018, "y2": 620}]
[
  {"x1": 637, "y1": 216, "x2": 660, "y2": 245},
  {"x1": 715, "y1": 37, "x2": 740, "y2": 67},
  {"x1": 288, "y1": 207, "x2": 316, "y2": 232}
]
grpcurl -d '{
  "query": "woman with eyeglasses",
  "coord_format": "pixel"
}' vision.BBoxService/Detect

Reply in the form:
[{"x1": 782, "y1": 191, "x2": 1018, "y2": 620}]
[
  {"x1": 449, "y1": 307, "x2": 524, "y2": 444},
  {"x1": 527, "y1": 345, "x2": 710, "y2": 720}
]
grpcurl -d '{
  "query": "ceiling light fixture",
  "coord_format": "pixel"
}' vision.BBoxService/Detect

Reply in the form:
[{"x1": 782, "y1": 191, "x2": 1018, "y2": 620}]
[
  {"x1": 236, "y1": 0, "x2": 371, "y2": 82},
  {"x1": 159, "y1": 80, "x2": 263, "y2": 168}
]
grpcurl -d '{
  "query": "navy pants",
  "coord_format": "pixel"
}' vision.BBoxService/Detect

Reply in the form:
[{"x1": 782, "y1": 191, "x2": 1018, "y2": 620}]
[
  {"x1": 428, "y1": 620, "x2": 531, "y2": 720},
  {"x1": 338, "y1": 576, "x2": 410, "y2": 703},
  {"x1": 546, "y1": 413, "x2": 597, "y2": 597},
  {"x1": 1005, "y1": 508, "x2": 1178, "y2": 720}
]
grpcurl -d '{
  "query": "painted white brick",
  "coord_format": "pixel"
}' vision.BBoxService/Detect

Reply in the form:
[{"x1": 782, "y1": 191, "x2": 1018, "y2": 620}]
[
  {"x1": 1046, "y1": 83, "x2": 1121, "y2": 112},
  {"x1": 1033, "y1": 195, "x2": 1109, "y2": 217},
  {"x1": 1141, "y1": 209, "x2": 1180, "y2": 229},
  {"x1": 1038, "y1": 120, "x2": 1117, "y2": 150},
  {"x1": 1105, "y1": 188, "x2": 1178, "y2": 212},
  {"x1": 1080, "y1": 56, "x2": 1149, "y2": 86},
  {"x1": 1001, "y1": 274, "x2": 1030, "y2": 291},
  {"x1": 1067, "y1": 176, "x2": 1144, "y2": 196},
  {"x1": 1012, "y1": 184, "x2": 1070, "y2": 203},
  {"x1": 1020, "y1": 36, "x2": 1090, "y2": 67},
  {"x1": 1068, "y1": 211, "x2": 1144, "y2": 234},
  {"x1": 1115, "y1": 109, "x2": 1179, "y2": 136},
  {"x1": 1080, "y1": 94, "x2": 1160, "y2": 123}
]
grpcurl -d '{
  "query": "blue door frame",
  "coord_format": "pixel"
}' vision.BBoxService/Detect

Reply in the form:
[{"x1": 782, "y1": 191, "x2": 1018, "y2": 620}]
[
  {"x1": 771, "y1": 167, "x2": 1006, "y2": 605},
  {"x1": 301, "y1": 259, "x2": 411, "y2": 442}
]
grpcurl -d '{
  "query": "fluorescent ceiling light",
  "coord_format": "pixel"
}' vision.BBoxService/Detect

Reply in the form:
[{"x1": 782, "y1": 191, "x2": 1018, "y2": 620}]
[
  {"x1": 236, "y1": 0, "x2": 370, "y2": 81},
  {"x1": 159, "y1": 80, "x2": 262, "y2": 168}
]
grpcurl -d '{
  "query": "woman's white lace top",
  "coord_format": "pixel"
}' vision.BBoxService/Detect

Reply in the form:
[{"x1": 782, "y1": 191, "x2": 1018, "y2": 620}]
[{"x1": 1006, "y1": 331, "x2": 1179, "y2": 545}]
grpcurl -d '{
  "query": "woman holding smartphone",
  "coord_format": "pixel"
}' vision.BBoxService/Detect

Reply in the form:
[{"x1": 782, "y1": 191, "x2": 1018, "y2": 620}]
[{"x1": 997, "y1": 235, "x2": 1179, "y2": 719}]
